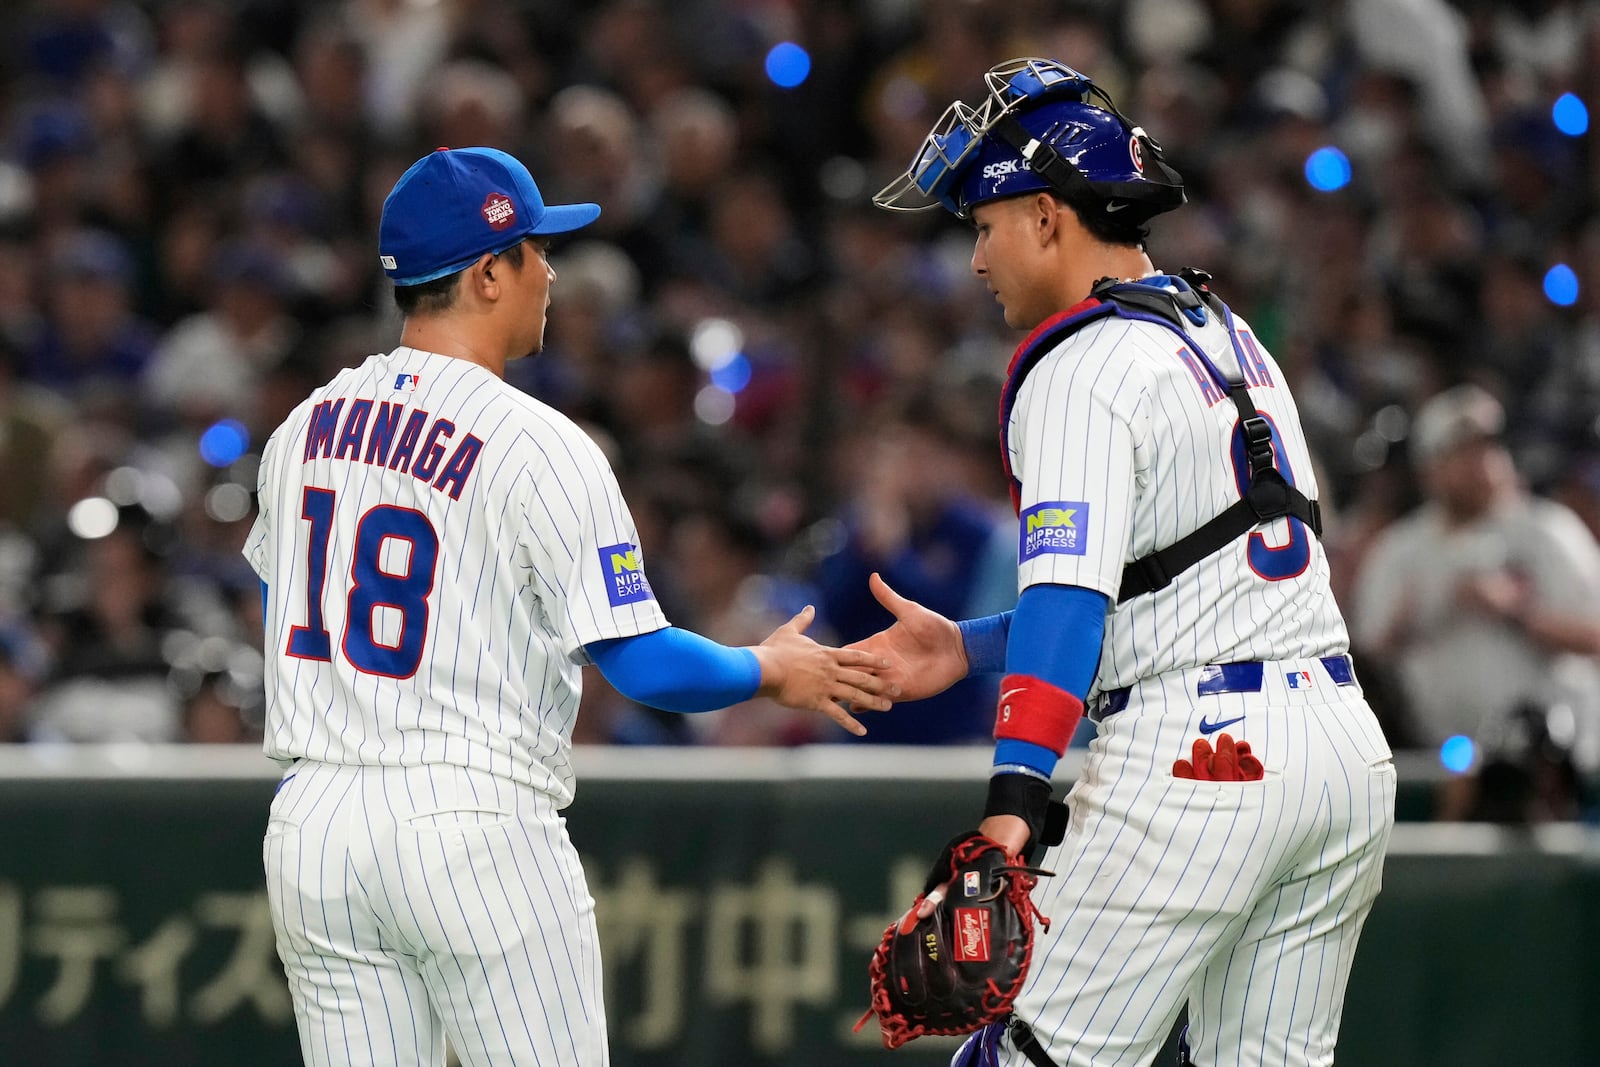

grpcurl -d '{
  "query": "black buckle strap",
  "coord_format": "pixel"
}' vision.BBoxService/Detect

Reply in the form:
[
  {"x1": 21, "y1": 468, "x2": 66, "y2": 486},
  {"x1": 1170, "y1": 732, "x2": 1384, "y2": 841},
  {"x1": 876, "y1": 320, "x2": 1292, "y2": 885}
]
[
  {"x1": 1008, "y1": 1017, "x2": 1061, "y2": 1067},
  {"x1": 1117, "y1": 328, "x2": 1321, "y2": 603},
  {"x1": 1118, "y1": 486, "x2": 1322, "y2": 603},
  {"x1": 1239, "y1": 414, "x2": 1276, "y2": 478},
  {"x1": 993, "y1": 113, "x2": 1099, "y2": 207},
  {"x1": 991, "y1": 113, "x2": 1184, "y2": 221},
  {"x1": 1020, "y1": 269, "x2": 1322, "y2": 606},
  {"x1": 1177, "y1": 267, "x2": 1225, "y2": 317},
  {"x1": 1120, "y1": 499, "x2": 1250, "y2": 603}
]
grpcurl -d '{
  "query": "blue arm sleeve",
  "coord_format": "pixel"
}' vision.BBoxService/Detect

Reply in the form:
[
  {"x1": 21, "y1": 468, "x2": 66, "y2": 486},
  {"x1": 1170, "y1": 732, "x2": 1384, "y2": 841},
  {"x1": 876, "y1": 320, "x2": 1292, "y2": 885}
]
[
  {"x1": 586, "y1": 628, "x2": 762, "y2": 713},
  {"x1": 261, "y1": 581, "x2": 268, "y2": 629},
  {"x1": 957, "y1": 611, "x2": 1012, "y2": 675},
  {"x1": 992, "y1": 584, "x2": 1109, "y2": 779}
]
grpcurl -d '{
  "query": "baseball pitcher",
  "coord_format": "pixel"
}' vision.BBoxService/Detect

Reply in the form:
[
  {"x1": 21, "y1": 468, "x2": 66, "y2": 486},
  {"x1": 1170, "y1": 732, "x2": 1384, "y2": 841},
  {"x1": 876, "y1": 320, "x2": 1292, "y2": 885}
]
[{"x1": 244, "y1": 147, "x2": 894, "y2": 1066}]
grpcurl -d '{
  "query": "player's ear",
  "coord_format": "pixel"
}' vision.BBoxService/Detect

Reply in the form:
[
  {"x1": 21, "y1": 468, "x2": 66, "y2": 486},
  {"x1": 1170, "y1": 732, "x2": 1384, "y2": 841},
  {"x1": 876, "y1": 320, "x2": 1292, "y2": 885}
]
[
  {"x1": 470, "y1": 253, "x2": 499, "y2": 298},
  {"x1": 1033, "y1": 193, "x2": 1062, "y2": 246}
]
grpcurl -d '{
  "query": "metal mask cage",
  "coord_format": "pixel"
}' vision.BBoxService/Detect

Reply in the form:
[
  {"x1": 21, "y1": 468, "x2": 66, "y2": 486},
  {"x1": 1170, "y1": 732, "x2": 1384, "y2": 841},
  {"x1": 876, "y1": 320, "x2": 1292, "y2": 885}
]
[
  {"x1": 981, "y1": 57, "x2": 1093, "y2": 112},
  {"x1": 873, "y1": 98, "x2": 990, "y2": 213}
]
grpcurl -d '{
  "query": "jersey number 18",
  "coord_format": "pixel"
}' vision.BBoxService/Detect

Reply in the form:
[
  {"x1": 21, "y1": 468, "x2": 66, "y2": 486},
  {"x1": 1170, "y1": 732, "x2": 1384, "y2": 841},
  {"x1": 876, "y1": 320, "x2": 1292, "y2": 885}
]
[{"x1": 285, "y1": 486, "x2": 441, "y2": 679}]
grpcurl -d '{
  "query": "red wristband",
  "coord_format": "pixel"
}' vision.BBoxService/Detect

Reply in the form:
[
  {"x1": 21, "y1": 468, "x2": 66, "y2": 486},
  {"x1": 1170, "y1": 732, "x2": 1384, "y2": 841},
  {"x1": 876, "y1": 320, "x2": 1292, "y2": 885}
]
[{"x1": 994, "y1": 673, "x2": 1084, "y2": 757}]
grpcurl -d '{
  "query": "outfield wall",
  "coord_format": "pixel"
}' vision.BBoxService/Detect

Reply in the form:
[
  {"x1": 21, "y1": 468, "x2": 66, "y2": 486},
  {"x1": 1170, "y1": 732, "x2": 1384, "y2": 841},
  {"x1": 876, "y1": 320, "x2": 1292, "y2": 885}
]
[{"x1": 0, "y1": 746, "x2": 1591, "y2": 1066}]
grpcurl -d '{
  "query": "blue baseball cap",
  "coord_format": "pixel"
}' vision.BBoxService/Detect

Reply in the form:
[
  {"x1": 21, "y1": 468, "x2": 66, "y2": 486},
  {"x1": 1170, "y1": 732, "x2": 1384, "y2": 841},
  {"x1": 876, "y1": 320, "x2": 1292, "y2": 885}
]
[{"x1": 378, "y1": 147, "x2": 600, "y2": 286}]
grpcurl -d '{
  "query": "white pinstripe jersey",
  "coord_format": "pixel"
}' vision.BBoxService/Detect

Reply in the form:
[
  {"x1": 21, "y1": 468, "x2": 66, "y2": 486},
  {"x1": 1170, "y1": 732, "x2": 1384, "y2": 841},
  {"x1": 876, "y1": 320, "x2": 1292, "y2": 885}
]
[
  {"x1": 1007, "y1": 290, "x2": 1349, "y2": 696},
  {"x1": 244, "y1": 346, "x2": 667, "y2": 805}
]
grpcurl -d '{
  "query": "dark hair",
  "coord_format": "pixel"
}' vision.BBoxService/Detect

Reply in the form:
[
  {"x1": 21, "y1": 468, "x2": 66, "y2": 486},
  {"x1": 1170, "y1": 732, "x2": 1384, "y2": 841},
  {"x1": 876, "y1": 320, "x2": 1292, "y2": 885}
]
[
  {"x1": 989, "y1": 190, "x2": 1148, "y2": 248},
  {"x1": 392, "y1": 240, "x2": 527, "y2": 316},
  {"x1": 1060, "y1": 193, "x2": 1149, "y2": 247}
]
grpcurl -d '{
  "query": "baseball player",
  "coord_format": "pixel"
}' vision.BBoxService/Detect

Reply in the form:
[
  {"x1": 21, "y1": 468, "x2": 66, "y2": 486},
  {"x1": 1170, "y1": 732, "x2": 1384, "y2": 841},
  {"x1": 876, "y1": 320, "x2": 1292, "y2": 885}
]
[
  {"x1": 244, "y1": 146, "x2": 894, "y2": 1067},
  {"x1": 859, "y1": 60, "x2": 1396, "y2": 1065}
]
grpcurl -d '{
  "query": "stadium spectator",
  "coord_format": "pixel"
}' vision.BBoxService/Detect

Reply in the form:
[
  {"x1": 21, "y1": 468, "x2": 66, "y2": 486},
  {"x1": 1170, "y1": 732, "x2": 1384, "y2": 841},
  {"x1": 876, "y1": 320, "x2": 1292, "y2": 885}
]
[
  {"x1": 22, "y1": 228, "x2": 159, "y2": 402},
  {"x1": 1351, "y1": 385, "x2": 1600, "y2": 817}
]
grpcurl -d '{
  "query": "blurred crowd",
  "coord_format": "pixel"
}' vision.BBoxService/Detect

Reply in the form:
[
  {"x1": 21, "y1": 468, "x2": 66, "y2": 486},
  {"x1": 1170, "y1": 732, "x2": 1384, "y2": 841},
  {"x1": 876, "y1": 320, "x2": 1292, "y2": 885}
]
[{"x1": 2, "y1": 0, "x2": 1600, "y2": 818}]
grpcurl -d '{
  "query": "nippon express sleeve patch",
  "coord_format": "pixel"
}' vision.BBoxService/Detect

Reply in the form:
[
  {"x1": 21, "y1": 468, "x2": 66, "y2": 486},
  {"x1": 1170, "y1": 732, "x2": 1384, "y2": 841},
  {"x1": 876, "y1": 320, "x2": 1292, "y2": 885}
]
[
  {"x1": 599, "y1": 543, "x2": 655, "y2": 606},
  {"x1": 1019, "y1": 501, "x2": 1090, "y2": 561}
]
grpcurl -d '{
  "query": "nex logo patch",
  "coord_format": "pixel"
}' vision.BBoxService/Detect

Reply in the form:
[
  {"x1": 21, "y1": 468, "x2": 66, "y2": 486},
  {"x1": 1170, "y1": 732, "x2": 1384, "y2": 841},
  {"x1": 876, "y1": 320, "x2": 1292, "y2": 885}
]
[
  {"x1": 600, "y1": 543, "x2": 654, "y2": 607},
  {"x1": 1019, "y1": 501, "x2": 1090, "y2": 562}
]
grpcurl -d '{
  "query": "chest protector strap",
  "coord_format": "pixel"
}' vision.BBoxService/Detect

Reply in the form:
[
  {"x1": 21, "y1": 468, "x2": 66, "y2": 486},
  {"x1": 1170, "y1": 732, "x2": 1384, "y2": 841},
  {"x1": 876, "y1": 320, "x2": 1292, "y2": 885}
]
[{"x1": 998, "y1": 269, "x2": 1322, "y2": 606}]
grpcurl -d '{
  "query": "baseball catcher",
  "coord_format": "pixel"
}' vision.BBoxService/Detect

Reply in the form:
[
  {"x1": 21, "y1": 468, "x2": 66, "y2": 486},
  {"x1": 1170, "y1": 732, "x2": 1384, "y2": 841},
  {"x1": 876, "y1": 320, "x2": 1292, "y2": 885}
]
[{"x1": 849, "y1": 54, "x2": 1396, "y2": 1067}]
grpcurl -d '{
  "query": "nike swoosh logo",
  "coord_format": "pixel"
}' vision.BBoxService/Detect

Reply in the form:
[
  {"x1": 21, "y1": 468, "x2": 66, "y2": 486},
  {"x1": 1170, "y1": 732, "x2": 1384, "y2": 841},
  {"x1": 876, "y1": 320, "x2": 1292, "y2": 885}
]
[
  {"x1": 1197, "y1": 714, "x2": 1246, "y2": 735},
  {"x1": 999, "y1": 688, "x2": 1026, "y2": 703},
  {"x1": 1106, "y1": 201, "x2": 1129, "y2": 212}
]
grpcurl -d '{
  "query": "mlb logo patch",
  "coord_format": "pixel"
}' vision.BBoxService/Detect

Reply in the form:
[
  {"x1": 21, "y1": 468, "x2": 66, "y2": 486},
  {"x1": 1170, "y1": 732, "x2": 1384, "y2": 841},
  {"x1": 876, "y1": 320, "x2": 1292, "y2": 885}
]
[
  {"x1": 394, "y1": 373, "x2": 421, "y2": 391},
  {"x1": 954, "y1": 908, "x2": 991, "y2": 962},
  {"x1": 963, "y1": 871, "x2": 981, "y2": 898},
  {"x1": 600, "y1": 543, "x2": 655, "y2": 607},
  {"x1": 1286, "y1": 670, "x2": 1314, "y2": 689},
  {"x1": 1019, "y1": 501, "x2": 1090, "y2": 562}
]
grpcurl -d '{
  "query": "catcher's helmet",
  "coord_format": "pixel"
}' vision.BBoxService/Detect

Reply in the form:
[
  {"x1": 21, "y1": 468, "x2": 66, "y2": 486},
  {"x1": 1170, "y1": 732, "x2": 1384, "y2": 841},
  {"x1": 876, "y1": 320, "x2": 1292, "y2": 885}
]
[{"x1": 875, "y1": 58, "x2": 1185, "y2": 226}]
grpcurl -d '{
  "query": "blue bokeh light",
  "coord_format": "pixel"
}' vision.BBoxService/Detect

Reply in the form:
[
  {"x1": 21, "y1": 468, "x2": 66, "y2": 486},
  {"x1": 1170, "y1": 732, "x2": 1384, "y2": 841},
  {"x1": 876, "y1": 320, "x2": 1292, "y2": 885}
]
[
  {"x1": 1553, "y1": 92, "x2": 1589, "y2": 136},
  {"x1": 1440, "y1": 735, "x2": 1476, "y2": 775},
  {"x1": 710, "y1": 352, "x2": 752, "y2": 393},
  {"x1": 199, "y1": 419, "x2": 250, "y2": 467},
  {"x1": 765, "y1": 42, "x2": 811, "y2": 89},
  {"x1": 1304, "y1": 146, "x2": 1352, "y2": 192},
  {"x1": 1544, "y1": 263, "x2": 1580, "y2": 307}
]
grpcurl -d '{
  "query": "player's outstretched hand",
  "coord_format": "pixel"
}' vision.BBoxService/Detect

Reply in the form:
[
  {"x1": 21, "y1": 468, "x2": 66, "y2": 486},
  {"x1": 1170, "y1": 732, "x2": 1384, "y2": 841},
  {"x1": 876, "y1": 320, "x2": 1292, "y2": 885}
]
[
  {"x1": 751, "y1": 606, "x2": 899, "y2": 736},
  {"x1": 844, "y1": 573, "x2": 968, "y2": 702}
]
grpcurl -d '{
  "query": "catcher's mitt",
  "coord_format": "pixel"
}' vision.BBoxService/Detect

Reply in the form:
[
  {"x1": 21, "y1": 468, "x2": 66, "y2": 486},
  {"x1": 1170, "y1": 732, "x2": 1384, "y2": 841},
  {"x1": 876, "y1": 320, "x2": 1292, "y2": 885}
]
[{"x1": 857, "y1": 832, "x2": 1053, "y2": 1049}]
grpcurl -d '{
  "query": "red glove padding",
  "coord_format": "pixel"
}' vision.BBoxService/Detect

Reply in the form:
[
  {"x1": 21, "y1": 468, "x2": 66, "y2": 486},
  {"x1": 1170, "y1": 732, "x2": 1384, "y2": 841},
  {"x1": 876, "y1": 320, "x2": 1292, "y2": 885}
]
[{"x1": 1173, "y1": 733, "x2": 1264, "y2": 781}]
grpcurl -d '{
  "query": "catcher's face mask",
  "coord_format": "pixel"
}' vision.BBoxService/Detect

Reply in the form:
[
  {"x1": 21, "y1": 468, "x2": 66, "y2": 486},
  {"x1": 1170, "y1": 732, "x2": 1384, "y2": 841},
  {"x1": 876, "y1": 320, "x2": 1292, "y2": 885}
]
[{"x1": 873, "y1": 57, "x2": 1184, "y2": 224}]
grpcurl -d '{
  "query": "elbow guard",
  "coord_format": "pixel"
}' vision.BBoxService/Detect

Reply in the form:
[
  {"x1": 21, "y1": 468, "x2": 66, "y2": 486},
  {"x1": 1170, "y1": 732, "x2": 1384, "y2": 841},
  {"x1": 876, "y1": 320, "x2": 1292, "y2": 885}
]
[{"x1": 994, "y1": 673, "x2": 1083, "y2": 757}]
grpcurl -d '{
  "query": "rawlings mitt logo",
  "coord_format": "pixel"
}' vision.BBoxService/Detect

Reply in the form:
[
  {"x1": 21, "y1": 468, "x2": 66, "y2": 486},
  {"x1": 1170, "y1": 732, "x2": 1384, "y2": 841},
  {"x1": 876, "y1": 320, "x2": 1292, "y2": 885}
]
[{"x1": 954, "y1": 908, "x2": 991, "y2": 962}]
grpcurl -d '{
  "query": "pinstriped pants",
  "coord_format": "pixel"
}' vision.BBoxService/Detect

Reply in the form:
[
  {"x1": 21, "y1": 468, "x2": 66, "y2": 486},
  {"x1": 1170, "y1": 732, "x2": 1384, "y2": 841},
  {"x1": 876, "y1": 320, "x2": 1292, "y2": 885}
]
[
  {"x1": 264, "y1": 762, "x2": 607, "y2": 1066},
  {"x1": 1003, "y1": 657, "x2": 1396, "y2": 1067}
]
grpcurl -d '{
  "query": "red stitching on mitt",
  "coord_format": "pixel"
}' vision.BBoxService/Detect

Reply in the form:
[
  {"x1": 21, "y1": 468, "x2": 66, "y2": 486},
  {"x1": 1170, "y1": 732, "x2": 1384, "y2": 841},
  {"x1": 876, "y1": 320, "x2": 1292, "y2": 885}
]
[{"x1": 855, "y1": 833, "x2": 1053, "y2": 1050}]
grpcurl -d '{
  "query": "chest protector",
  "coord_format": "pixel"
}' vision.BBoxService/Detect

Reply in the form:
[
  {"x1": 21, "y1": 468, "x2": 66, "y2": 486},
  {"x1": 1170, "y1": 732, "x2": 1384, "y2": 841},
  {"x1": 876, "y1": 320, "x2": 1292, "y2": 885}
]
[{"x1": 998, "y1": 268, "x2": 1322, "y2": 605}]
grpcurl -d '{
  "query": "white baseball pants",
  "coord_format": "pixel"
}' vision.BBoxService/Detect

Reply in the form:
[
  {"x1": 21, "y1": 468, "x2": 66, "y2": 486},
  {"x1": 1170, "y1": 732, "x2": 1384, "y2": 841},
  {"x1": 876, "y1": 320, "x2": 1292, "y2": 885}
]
[
  {"x1": 1008, "y1": 656, "x2": 1396, "y2": 1067},
  {"x1": 264, "y1": 761, "x2": 607, "y2": 1066}
]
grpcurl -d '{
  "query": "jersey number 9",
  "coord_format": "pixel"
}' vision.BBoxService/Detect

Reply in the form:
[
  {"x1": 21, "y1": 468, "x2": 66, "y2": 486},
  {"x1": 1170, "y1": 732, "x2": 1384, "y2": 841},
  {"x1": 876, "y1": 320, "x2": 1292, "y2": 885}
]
[
  {"x1": 286, "y1": 486, "x2": 441, "y2": 678},
  {"x1": 1228, "y1": 411, "x2": 1311, "y2": 582}
]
